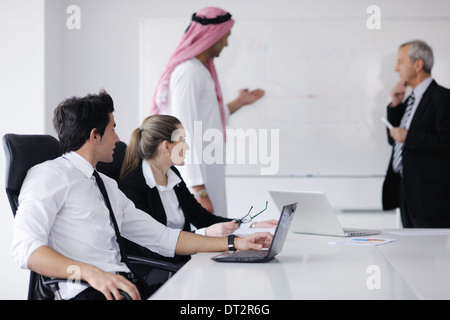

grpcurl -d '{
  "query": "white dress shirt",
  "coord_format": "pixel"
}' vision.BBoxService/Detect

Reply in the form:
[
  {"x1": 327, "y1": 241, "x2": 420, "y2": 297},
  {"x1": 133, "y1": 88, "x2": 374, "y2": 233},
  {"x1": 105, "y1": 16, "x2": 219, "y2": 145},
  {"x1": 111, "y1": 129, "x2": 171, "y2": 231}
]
[
  {"x1": 12, "y1": 151, "x2": 181, "y2": 299},
  {"x1": 165, "y1": 58, "x2": 230, "y2": 216}
]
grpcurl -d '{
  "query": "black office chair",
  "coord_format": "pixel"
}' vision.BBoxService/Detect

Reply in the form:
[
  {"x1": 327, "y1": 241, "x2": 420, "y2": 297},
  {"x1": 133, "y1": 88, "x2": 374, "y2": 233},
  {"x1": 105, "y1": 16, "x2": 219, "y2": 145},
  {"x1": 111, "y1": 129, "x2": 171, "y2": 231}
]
[
  {"x1": 3, "y1": 134, "x2": 179, "y2": 300},
  {"x1": 3, "y1": 134, "x2": 61, "y2": 299}
]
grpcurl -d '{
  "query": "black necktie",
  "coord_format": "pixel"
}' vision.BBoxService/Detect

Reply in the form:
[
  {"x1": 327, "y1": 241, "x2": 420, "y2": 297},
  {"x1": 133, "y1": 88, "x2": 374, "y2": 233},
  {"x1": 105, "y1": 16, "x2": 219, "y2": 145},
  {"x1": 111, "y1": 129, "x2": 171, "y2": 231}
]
[{"x1": 92, "y1": 170, "x2": 148, "y2": 290}]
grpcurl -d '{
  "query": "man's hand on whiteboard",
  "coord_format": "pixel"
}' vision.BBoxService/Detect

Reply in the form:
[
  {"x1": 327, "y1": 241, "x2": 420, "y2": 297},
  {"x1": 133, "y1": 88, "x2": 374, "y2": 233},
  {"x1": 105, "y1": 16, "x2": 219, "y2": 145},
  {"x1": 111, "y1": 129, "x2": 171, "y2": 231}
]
[
  {"x1": 390, "y1": 81, "x2": 407, "y2": 107},
  {"x1": 237, "y1": 88, "x2": 265, "y2": 106},
  {"x1": 390, "y1": 127, "x2": 408, "y2": 143},
  {"x1": 227, "y1": 88, "x2": 265, "y2": 114}
]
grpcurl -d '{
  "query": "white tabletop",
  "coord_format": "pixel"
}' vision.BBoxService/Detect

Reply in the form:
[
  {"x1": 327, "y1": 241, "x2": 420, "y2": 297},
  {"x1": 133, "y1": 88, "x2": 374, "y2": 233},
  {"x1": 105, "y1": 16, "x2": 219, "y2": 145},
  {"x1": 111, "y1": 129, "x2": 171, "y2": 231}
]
[{"x1": 150, "y1": 229, "x2": 450, "y2": 300}]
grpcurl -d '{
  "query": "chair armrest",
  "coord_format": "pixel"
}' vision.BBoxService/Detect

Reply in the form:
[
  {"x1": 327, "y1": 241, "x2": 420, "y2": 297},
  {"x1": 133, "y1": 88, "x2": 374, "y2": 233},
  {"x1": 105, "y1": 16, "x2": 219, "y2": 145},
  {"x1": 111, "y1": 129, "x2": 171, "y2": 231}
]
[
  {"x1": 42, "y1": 278, "x2": 88, "y2": 287},
  {"x1": 127, "y1": 255, "x2": 180, "y2": 273},
  {"x1": 41, "y1": 277, "x2": 89, "y2": 300}
]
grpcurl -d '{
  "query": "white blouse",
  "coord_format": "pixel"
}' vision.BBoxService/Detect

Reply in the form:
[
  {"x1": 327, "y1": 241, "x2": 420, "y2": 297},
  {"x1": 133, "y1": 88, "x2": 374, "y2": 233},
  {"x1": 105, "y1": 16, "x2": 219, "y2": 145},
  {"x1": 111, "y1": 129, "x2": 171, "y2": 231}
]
[{"x1": 142, "y1": 160, "x2": 206, "y2": 235}]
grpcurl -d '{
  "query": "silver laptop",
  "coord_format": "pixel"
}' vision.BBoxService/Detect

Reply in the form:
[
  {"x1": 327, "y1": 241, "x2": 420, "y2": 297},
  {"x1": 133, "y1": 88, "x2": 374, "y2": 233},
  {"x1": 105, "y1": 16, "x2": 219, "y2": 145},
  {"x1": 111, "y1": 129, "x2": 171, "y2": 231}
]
[
  {"x1": 269, "y1": 191, "x2": 380, "y2": 237},
  {"x1": 211, "y1": 202, "x2": 297, "y2": 262}
]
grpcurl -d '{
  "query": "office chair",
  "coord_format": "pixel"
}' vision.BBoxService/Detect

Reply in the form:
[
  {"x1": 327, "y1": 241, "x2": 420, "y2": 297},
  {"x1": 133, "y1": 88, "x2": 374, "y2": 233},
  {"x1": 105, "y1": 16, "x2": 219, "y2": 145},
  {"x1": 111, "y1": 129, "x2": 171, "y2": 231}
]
[
  {"x1": 3, "y1": 134, "x2": 179, "y2": 300},
  {"x1": 3, "y1": 134, "x2": 61, "y2": 299}
]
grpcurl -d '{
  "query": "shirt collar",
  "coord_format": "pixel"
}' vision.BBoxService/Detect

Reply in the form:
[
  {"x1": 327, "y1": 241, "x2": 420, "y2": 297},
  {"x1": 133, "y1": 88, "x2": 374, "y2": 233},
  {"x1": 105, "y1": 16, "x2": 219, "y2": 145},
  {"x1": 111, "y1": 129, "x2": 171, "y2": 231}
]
[
  {"x1": 63, "y1": 151, "x2": 96, "y2": 178},
  {"x1": 413, "y1": 76, "x2": 433, "y2": 101},
  {"x1": 142, "y1": 160, "x2": 181, "y2": 190}
]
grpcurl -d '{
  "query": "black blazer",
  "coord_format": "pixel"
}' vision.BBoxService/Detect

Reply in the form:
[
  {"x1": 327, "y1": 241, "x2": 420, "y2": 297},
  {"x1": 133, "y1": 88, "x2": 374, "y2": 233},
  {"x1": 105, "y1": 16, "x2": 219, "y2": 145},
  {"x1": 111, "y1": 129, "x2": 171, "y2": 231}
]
[
  {"x1": 119, "y1": 165, "x2": 231, "y2": 263},
  {"x1": 382, "y1": 80, "x2": 450, "y2": 220}
]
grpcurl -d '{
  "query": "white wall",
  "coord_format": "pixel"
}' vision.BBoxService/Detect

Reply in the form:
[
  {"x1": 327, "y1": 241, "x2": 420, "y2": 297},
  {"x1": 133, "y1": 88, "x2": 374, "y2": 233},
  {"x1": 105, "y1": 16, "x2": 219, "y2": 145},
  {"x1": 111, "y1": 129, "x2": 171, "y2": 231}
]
[
  {"x1": 0, "y1": 0, "x2": 46, "y2": 299},
  {"x1": 45, "y1": 0, "x2": 65, "y2": 135}
]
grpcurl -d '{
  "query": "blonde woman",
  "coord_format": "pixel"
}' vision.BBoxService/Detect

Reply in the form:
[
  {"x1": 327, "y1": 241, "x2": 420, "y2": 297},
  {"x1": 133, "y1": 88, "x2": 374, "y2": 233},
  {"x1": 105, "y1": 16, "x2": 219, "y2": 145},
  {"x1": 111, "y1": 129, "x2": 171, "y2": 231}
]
[
  {"x1": 120, "y1": 115, "x2": 276, "y2": 236},
  {"x1": 119, "y1": 115, "x2": 276, "y2": 285}
]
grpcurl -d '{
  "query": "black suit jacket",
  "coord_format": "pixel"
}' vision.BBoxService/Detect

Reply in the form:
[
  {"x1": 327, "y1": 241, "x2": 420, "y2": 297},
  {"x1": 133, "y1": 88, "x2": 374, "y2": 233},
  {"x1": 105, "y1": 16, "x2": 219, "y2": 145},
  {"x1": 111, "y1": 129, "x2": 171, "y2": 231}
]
[
  {"x1": 382, "y1": 80, "x2": 450, "y2": 220},
  {"x1": 119, "y1": 165, "x2": 231, "y2": 263}
]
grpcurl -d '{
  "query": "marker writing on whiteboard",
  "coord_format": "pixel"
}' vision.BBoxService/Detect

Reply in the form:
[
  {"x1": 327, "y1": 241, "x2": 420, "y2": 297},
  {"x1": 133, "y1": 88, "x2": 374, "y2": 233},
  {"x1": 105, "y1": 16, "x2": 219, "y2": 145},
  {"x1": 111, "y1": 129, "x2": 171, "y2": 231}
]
[{"x1": 381, "y1": 117, "x2": 393, "y2": 130}]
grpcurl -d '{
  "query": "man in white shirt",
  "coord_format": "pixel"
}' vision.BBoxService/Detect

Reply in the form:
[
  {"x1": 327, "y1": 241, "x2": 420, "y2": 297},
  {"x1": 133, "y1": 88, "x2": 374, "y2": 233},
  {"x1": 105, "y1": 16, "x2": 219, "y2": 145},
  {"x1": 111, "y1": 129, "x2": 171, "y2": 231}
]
[
  {"x1": 152, "y1": 7, "x2": 265, "y2": 216},
  {"x1": 11, "y1": 90, "x2": 273, "y2": 300}
]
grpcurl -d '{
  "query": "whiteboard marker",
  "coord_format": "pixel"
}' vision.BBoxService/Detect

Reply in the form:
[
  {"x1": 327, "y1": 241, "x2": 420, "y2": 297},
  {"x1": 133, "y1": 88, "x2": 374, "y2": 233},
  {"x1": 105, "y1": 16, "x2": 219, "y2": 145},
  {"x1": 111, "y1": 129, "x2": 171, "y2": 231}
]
[{"x1": 381, "y1": 117, "x2": 393, "y2": 130}]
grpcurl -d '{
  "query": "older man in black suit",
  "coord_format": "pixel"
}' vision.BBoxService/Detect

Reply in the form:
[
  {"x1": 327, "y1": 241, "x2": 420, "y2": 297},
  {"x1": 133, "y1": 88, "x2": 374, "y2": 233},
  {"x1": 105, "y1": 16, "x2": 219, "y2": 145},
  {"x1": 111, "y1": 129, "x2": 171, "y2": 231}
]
[{"x1": 382, "y1": 40, "x2": 450, "y2": 228}]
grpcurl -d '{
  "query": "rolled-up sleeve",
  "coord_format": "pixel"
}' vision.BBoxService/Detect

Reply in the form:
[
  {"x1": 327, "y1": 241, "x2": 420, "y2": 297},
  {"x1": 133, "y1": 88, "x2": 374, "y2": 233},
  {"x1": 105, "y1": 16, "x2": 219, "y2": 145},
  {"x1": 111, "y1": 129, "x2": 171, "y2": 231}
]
[{"x1": 11, "y1": 165, "x2": 67, "y2": 269}]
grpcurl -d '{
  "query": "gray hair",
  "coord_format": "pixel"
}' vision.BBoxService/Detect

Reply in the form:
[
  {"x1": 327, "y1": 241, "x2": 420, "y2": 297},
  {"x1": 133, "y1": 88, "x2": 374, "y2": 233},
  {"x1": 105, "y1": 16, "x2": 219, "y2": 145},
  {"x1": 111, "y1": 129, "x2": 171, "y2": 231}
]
[{"x1": 400, "y1": 40, "x2": 434, "y2": 73}]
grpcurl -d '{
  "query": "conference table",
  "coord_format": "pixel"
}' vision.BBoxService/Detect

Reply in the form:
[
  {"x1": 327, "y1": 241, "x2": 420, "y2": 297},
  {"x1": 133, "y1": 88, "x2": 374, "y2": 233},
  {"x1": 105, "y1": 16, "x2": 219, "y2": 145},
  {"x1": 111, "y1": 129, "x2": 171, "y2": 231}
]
[{"x1": 150, "y1": 229, "x2": 450, "y2": 300}]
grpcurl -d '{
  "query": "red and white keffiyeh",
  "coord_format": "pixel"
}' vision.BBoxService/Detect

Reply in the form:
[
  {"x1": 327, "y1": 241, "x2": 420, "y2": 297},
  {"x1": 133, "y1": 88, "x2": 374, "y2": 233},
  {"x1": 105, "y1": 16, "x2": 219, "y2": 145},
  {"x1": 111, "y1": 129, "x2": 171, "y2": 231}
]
[{"x1": 151, "y1": 7, "x2": 235, "y2": 132}]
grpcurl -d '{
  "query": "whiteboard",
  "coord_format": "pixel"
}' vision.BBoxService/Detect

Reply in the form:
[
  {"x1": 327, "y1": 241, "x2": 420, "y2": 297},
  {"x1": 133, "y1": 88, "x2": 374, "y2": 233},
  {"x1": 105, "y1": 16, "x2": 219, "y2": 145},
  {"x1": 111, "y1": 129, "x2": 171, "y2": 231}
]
[{"x1": 140, "y1": 17, "x2": 450, "y2": 177}]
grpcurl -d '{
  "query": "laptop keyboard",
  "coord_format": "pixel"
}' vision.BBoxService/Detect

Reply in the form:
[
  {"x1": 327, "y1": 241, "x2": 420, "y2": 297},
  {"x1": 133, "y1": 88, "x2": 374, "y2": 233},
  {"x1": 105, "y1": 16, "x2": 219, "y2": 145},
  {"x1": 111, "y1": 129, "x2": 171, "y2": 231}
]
[
  {"x1": 228, "y1": 250, "x2": 268, "y2": 261},
  {"x1": 231, "y1": 250, "x2": 268, "y2": 258}
]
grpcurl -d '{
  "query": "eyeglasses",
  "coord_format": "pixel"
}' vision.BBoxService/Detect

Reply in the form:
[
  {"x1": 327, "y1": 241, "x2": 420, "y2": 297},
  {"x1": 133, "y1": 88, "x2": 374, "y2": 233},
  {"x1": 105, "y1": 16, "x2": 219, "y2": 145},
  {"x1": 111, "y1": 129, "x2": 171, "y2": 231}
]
[{"x1": 235, "y1": 201, "x2": 268, "y2": 226}]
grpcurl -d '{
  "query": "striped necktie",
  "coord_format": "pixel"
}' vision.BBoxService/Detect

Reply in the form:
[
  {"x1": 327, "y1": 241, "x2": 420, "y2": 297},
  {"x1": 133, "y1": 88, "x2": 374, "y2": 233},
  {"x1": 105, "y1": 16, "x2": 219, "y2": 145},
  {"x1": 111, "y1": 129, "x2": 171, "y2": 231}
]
[{"x1": 392, "y1": 92, "x2": 415, "y2": 173}]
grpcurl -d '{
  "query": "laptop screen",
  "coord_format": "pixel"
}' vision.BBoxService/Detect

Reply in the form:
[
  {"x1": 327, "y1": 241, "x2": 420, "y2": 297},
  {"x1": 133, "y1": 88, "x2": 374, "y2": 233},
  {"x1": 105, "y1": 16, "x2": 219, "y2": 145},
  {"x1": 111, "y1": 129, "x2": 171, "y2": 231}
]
[{"x1": 267, "y1": 202, "x2": 297, "y2": 259}]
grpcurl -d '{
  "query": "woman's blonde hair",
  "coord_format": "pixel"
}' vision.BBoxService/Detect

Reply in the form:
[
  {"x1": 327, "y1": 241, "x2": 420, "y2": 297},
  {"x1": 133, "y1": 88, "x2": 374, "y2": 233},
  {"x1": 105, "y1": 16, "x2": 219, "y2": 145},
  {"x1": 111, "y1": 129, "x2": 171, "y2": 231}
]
[{"x1": 119, "y1": 115, "x2": 181, "y2": 181}]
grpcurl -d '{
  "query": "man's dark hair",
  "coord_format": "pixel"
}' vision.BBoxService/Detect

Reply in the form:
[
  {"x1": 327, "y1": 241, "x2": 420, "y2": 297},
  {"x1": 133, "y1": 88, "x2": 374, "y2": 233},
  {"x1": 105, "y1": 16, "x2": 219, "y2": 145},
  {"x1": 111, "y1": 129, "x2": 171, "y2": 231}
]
[{"x1": 53, "y1": 89, "x2": 115, "y2": 154}]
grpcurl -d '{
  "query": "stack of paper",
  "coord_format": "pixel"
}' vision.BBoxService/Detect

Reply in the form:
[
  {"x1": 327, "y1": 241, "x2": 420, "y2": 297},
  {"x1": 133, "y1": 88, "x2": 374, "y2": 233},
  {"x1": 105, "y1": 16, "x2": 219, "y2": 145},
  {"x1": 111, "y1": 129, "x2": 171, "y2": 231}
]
[{"x1": 329, "y1": 238, "x2": 396, "y2": 246}]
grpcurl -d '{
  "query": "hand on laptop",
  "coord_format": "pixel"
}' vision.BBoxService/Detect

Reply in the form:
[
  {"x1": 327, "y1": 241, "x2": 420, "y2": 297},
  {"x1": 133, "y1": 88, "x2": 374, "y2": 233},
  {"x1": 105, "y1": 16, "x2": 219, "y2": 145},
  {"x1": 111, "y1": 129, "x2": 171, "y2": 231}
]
[{"x1": 236, "y1": 232, "x2": 273, "y2": 251}]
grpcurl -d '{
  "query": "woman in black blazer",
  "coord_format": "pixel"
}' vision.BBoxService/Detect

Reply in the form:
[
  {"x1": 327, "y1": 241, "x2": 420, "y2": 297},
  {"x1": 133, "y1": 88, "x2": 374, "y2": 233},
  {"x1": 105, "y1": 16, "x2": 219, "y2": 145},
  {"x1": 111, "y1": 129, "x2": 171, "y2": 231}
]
[{"x1": 119, "y1": 115, "x2": 277, "y2": 283}]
